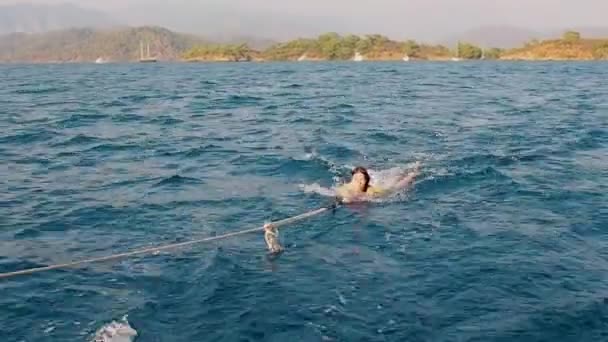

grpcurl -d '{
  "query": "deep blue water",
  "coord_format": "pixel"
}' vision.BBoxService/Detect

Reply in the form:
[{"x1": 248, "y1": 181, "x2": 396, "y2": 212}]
[{"x1": 1, "y1": 62, "x2": 607, "y2": 342}]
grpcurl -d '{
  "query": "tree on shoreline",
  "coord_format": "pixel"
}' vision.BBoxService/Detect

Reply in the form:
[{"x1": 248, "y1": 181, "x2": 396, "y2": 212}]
[{"x1": 457, "y1": 42, "x2": 483, "y2": 59}]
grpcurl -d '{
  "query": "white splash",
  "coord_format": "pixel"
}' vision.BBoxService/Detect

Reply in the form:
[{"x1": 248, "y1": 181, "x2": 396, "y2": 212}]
[
  {"x1": 91, "y1": 316, "x2": 137, "y2": 342},
  {"x1": 299, "y1": 183, "x2": 337, "y2": 197}
]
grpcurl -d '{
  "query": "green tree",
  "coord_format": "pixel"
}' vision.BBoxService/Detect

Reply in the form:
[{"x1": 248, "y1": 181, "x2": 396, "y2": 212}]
[
  {"x1": 524, "y1": 39, "x2": 540, "y2": 48},
  {"x1": 355, "y1": 38, "x2": 372, "y2": 54},
  {"x1": 318, "y1": 32, "x2": 341, "y2": 59},
  {"x1": 403, "y1": 39, "x2": 420, "y2": 57},
  {"x1": 563, "y1": 31, "x2": 581, "y2": 42},
  {"x1": 457, "y1": 42, "x2": 483, "y2": 59},
  {"x1": 342, "y1": 34, "x2": 361, "y2": 49},
  {"x1": 592, "y1": 42, "x2": 608, "y2": 59},
  {"x1": 484, "y1": 47, "x2": 503, "y2": 59}
]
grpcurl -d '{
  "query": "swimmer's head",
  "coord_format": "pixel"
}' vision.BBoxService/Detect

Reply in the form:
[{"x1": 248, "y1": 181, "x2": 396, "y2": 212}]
[{"x1": 351, "y1": 166, "x2": 370, "y2": 192}]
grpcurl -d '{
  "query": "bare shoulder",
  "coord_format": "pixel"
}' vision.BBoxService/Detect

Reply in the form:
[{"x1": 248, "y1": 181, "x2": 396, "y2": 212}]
[{"x1": 367, "y1": 186, "x2": 387, "y2": 196}]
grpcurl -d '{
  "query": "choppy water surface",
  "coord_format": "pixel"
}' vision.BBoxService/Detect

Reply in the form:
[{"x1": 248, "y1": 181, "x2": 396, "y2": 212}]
[{"x1": 1, "y1": 62, "x2": 607, "y2": 341}]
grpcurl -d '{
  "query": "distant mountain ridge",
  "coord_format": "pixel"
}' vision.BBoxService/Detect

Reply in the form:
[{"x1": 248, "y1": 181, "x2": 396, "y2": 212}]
[
  {"x1": 441, "y1": 26, "x2": 542, "y2": 48},
  {"x1": 0, "y1": 3, "x2": 119, "y2": 34},
  {"x1": 442, "y1": 25, "x2": 608, "y2": 48},
  {"x1": 0, "y1": 26, "x2": 207, "y2": 62},
  {"x1": 4, "y1": 3, "x2": 608, "y2": 53}
]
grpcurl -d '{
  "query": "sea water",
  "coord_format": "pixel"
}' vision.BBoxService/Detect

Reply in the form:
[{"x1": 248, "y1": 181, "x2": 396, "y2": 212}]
[{"x1": 1, "y1": 62, "x2": 607, "y2": 341}]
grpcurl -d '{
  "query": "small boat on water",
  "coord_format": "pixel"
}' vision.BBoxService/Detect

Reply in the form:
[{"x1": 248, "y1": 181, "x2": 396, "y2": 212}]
[
  {"x1": 139, "y1": 41, "x2": 157, "y2": 63},
  {"x1": 403, "y1": 55, "x2": 410, "y2": 62},
  {"x1": 353, "y1": 52, "x2": 364, "y2": 62},
  {"x1": 95, "y1": 57, "x2": 107, "y2": 64}
]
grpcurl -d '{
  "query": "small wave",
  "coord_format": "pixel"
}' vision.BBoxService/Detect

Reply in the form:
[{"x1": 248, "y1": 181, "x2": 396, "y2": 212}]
[
  {"x1": 329, "y1": 103, "x2": 355, "y2": 110},
  {"x1": 568, "y1": 128, "x2": 607, "y2": 150},
  {"x1": 55, "y1": 151, "x2": 79, "y2": 158},
  {"x1": 227, "y1": 95, "x2": 263, "y2": 103},
  {"x1": 185, "y1": 144, "x2": 221, "y2": 157},
  {"x1": 51, "y1": 134, "x2": 101, "y2": 147},
  {"x1": 147, "y1": 116, "x2": 184, "y2": 125},
  {"x1": 91, "y1": 316, "x2": 137, "y2": 342},
  {"x1": 0, "y1": 131, "x2": 57, "y2": 145},
  {"x1": 112, "y1": 114, "x2": 145, "y2": 123},
  {"x1": 154, "y1": 174, "x2": 203, "y2": 186},
  {"x1": 14, "y1": 156, "x2": 51, "y2": 165},
  {"x1": 284, "y1": 83, "x2": 303, "y2": 89},
  {"x1": 13, "y1": 228, "x2": 42, "y2": 239},
  {"x1": 292, "y1": 149, "x2": 351, "y2": 181},
  {"x1": 100, "y1": 100, "x2": 128, "y2": 108},
  {"x1": 119, "y1": 94, "x2": 154, "y2": 102},
  {"x1": 55, "y1": 113, "x2": 108, "y2": 128},
  {"x1": 453, "y1": 154, "x2": 519, "y2": 168},
  {"x1": 418, "y1": 166, "x2": 511, "y2": 195},
  {"x1": 273, "y1": 69, "x2": 295, "y2": 75},
  {"x1": 14, "y1": 86, "x2": 70, "y2": 95},
  {"x1": 164, "y1": 144, "x2": 239, "y2": 158},
  {"x1": 164, "y1": 94, "x2": 185, "y2": 101},
  {"x1": 319, "y1": 145, "x2": 363, "y2": 162},
  {"x1": 88, "y1": 143, "x2": 139, "y2": 153},
  {"x1": 378, "y1": 68, "x2": 399, "y2": 73},
  {"x1": 263, "y1": 104, "x2": 279, "y2": 110},
  {"x1": 289, "y1": 117, "x2": 314, "y2": 124},
  {"x1": 369, "y1": 132, "x2": 400, "y2": 142}
]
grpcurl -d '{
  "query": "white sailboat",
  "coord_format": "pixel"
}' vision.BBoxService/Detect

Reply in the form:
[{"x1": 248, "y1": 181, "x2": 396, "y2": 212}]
[
  {"x1": 139, "y1": 41, "x2": 157, "y2": 63},
  {"x1": 353, "y1": 51, "x2": 364, "y2": 62},
  {"x1": 403, "y1": 54, "x2": 410, "y2": 62},
  {"x1": 95, "y1": 57, "x2": 107, "y2": 64}
]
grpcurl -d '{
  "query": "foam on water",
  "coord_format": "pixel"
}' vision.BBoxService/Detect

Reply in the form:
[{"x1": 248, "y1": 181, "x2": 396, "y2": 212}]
[{"x1": 91, "y1": 316, "x2": 137, "y2": 342}]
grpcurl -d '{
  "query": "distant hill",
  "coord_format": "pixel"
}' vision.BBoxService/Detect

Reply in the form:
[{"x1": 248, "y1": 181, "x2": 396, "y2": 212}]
[
  {"x1": 546, "y1": 27, "x2": 608, "y2": 40},
  {"x1": 441, "y1": 26, "x2": 543, "y2": 48},
  {"x1": 443, "y1": 25, "x2": 608, "y2": 49},
  {"x1": 113, "y1": 1, "x2": 355, "y2": 43},
  {"x1": 208, "y1": 34, "x2": 278, "y2": 51},
  {"x1": 0, "y1": 3, "x2": 119, "y2": 34},
  {"x1": 0, "y1": 26, "x2": 207, "y2": 62},
  {"x1": 500, "y1": 32, "x2": 608, "y2": 60}
]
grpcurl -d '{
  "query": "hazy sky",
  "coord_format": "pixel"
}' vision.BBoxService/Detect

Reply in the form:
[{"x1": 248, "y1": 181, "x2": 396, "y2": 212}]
[{"x1": 3, "y1": 0, "x2": 608, "y2": 41}]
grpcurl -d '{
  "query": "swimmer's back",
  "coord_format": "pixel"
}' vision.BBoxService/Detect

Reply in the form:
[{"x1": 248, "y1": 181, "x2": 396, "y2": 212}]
[
  {"x1": 336, "y1": 184, "x2": 387, "y2": 202},
  {"x1": 366, "y1": 186, "x2": 387, "y2": 196}
]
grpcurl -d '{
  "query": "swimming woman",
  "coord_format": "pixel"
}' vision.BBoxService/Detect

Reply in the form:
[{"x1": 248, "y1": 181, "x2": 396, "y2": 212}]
[{"x1": 335, "y1": 162, "x2": 421, "y2": 203}]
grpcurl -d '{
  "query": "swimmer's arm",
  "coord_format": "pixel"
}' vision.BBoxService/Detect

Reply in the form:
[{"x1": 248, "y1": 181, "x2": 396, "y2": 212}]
[
  {"x1": 385, "y1": 162, "x2": 421, "y2": 193},
  {"x1": 393, "y1": 171, "x2": 417, "y2": 190}
]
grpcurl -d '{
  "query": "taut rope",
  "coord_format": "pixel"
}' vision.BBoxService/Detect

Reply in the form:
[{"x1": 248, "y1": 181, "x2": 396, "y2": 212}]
[{"x1": 0, "y1": 202, "x2": 340, "y2": 280}]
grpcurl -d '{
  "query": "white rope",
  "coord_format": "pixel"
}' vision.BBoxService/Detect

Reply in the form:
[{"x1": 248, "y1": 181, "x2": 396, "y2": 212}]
[{"x1": 0, "y1": 204, "x2": 338, "y2": 280}]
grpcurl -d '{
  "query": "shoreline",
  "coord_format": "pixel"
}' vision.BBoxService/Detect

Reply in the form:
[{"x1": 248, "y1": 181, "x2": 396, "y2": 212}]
[{"x1": 0, "y1": 59, "x2": 606, "y2": 64}]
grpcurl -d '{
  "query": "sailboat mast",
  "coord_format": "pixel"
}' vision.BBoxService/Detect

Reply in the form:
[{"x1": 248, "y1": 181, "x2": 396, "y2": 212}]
[
  {"x1": 147, "y1": 43, "x2": 150, "y2": 58},
  {"x1": 140, "y1": 41, "x2": 144, "y2": 60}
]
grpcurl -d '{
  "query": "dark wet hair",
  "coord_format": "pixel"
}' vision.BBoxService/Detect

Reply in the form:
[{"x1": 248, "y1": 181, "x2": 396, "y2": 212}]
[{"x1": 351, "y1": 166, "x2": 370, "y2": 192}]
